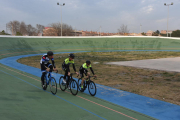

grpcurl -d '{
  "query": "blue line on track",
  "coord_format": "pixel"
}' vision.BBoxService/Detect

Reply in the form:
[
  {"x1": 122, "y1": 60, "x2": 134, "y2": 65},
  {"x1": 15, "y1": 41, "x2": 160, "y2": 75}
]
[{"x1": 0, "y1": 70, "x2": 106, "y2": 120}]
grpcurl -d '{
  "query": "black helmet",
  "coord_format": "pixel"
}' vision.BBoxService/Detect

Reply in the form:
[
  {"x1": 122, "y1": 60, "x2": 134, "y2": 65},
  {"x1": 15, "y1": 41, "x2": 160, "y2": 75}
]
[
  {"x1": 47, "y1": 51, "x2": 53, "y2": 56},
  {"x1": 69, "y1": 53, "x2": 75, "y2": 58},
  {"x1": 86, "y1": 60, "x2": 91, "y2": 64}
]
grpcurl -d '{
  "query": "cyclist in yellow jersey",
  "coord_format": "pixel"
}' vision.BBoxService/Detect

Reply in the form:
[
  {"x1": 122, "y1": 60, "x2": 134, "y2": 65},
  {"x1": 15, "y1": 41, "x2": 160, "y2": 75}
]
[
  {"x1": 79, "y1": 60, "x2": 97, "y2": 91},
  {"x1": 62, "y1": 53, "x2": 79, "y2": 88}
]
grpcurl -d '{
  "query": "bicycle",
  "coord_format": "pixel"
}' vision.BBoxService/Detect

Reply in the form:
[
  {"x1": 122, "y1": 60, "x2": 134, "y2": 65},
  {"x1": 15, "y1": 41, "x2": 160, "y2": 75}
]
[
  {"x1": 78, "y1": 76, "x2": 97, "y2": 96},
  {"x1": 59, "y1": 73, "x2": 79, "y2": 95},
  {"x1": 41, "y1": 70, "x2": 58, "y2": 95}
]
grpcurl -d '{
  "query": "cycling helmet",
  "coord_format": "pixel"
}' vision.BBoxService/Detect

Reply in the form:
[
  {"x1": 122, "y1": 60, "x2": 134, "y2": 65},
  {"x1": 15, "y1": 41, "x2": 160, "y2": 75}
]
[
  {"x1": 47, "y1": 51, "x2": 53, "y2": 56},
  {"x1": 69, "y1": 53, "x2": 75, "y2": 58},
  {"x1": 86, "y1": 60, "x2": 91, "y2": 65}
]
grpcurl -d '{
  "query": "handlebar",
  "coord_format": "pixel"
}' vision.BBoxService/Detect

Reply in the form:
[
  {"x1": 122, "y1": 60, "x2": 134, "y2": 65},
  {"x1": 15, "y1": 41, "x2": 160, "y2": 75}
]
[
  {"x1": 89, "y1": 76, "x2": 97, "y2": 79},
  {"x1": 70, "y1": 73, "x2": 79, "y2": 77}
]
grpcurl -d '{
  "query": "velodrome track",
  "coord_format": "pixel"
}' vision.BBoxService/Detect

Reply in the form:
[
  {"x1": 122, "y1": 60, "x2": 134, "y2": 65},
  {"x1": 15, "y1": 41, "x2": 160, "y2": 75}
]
[{"x1": 1, "y1": 36, "x2": 180, "y2": 120}]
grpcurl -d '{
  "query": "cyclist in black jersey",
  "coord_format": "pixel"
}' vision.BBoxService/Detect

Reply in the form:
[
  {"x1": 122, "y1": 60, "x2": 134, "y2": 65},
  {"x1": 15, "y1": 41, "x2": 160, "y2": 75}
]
[
  {"x1": 79, "y1": 60, "x2": 96, "y2": 90},
  {"x1": 40, "y1": 51, "x2": 57, "y2": 88},
  {"x1": 62, "y1": 53, "x2": 79, "y2": 88}
]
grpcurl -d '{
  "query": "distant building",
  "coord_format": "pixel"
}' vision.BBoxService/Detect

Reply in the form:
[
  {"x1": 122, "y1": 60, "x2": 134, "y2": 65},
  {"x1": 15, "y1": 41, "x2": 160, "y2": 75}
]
[
  {"x1": 43, "y1": 27, "x2": 119, "y2": 36},
  {"x1": 161, "y1": 30, "x2": 175, "y2": 35},
  {"x1": 161, "y1": 30, "x2": 167, "y2": 34},
  {"x1": 146, "y1": 30, "x2": 154, "y2": 36},
  {"x1": 128, "y1": 33, "x2": 142, "y2": 36},
  {"x1": 43, "y1": 27, "x2": 58, "y2": 36},
  {"x1": 71, "y1": 30, "x2": 118, "y2": 36}
]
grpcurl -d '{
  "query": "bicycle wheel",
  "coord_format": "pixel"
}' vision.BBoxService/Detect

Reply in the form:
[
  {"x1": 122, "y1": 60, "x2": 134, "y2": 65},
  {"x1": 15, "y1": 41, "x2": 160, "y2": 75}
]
[
  {"x1": 49, "y1": 77, "x2": 57, "y2": 95},
  {"x1": 59, "y1": 76, "x2": 67, "y2": 91},
  {"x1": 41, "y1": 76, "x2": 47, "y2": 90},
  {"x1": 69, "y1": 79, "x2": 78, "y2": 95},
  {"x1": 88, "y1": 81, "x2": 97, "y2": 96},
  {"x1": 78, "y1": 78, "x2": 82, "y2": 91}
]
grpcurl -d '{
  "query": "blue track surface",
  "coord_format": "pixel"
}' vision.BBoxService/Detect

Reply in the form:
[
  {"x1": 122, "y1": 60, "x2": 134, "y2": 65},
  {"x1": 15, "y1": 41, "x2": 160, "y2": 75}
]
[{"x1": 1, "y1": 52, "x2": 180, "y2": 120}]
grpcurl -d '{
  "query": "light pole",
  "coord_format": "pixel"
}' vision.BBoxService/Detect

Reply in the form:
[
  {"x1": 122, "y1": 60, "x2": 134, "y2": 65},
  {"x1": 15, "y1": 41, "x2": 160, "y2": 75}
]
[
  {"x1": 164, "y1": 2, "x2": 173, "y2": 37},
  {"x1": 74, "y1": 26, "x2": 76, "y2": 36},
  {"x1": 100, "y1": 26, "x2": 101, "y2": 36},
  {"x1": 140, "y1": 24, "x2": 142, "y2": 35},
  {"x1": 57, "y1": 2, "x2": 65, "y2": 36}
]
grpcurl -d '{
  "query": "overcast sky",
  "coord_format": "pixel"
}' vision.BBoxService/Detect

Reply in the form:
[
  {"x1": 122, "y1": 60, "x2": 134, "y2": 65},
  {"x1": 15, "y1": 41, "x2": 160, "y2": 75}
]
[{"x1": 0, "y1": 0, "x2": 180, "y2": 33}]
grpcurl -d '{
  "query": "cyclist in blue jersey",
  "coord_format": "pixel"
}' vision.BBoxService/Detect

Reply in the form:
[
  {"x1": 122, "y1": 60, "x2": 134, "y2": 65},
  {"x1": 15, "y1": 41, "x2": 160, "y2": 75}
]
[
  {"x1": 79, "y1": 60, "x2": 96, "y2": 91},
  {"x1": 62, "y1": 53, "x2": 79, "y2": 89},
  {"x1": 40, "y1": 51, "x2": 57, "y2": 88}
]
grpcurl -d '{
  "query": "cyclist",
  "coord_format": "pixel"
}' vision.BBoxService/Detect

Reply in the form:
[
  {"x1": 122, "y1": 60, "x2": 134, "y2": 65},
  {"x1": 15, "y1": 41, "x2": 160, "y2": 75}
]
[
  {"x1": 62, "y1": 53, "x2": 79, "y2": 89},
  {"x1": 79, "y1": 60, "x2": 96, "y2": 91},
  {"x1": 40, "y1": 51, "x2": 57, "y2": 88}
]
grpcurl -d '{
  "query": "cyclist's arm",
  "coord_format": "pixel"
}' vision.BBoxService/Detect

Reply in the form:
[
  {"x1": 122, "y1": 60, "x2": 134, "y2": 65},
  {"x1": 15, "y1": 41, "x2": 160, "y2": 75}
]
[
  {"x1": 41, "y1": 57, "x2": 48, "y2": 70},
  {"x1": 72, "y1": 64, "x2": 76, "y2": 72},
  {"x1": 90, "y1": 67, "x2": 95, "y2": 75},
  {"x1": 51, "y1": 58, "x2": 56, "y2": 68}
]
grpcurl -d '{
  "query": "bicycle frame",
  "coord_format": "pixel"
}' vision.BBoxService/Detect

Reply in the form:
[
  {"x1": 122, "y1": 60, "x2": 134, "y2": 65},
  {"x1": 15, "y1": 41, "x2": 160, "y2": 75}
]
[
  {"x1": 83, "y1": 76, "x2": 94, "y2": 89},
  {"x1": 66, "y1": 73, "x2": 78, "y2": 84},
  {"x1": 59, "y1": 72, "x2": 79, "y2": 95},
  {"x1": 45, "y1": 72, "x2": 52, "y2": 85},
  {"x1": 45, "y1": 70, "x2": 58, "y2": 84}
]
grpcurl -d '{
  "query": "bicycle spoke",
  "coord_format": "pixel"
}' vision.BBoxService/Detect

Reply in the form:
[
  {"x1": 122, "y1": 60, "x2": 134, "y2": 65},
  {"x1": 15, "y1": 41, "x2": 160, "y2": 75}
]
[
  {"x1": 49, "y1": 77, "x2": 57, "y2": 95},
  {"x1": 88, "y1": 81, "x2": 97, "y2": 96},
  {"x1": 70, "y1": 79, "x2": 78, "y2": 95},
  {"x1": 59, "y1": 76, "x2": 67, "y2": 91}
]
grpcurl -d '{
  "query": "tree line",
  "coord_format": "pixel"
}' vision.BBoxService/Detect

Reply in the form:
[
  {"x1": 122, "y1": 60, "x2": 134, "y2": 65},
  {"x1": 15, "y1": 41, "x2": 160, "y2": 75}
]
[
  {"x1": 2, "y1": 20, "x2": 180, "y2": 37},
  {"x1": 5, "y1": 20, "x2": 74, "y2": 36},
  {"x1": 6, "y1": 20, "x2": 44, "y2": 36}
]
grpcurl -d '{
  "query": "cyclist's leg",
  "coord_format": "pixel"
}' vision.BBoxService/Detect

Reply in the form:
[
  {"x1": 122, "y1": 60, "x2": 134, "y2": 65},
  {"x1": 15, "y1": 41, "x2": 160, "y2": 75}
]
[
  {"x1": 80, "y1": 70, "x2": 84, "y2": 88},
  {"x1": 40, "y1": 63, "x2": 47, "y2": 85},
  {"x1": 85, "y1": 70, "x2": 89, "y2": 80},
  {"x1": 62, "y1": 65, "x2": 70, "y2": 85},
  {"x1": 80, "y1": 69, "x2": 87, "y2": 90},
  {"x1": 66, "y1": 67, "x2": 70, "y2": 86},
  {"x1": 87, "y1": 72, "x2": 90, "y2": 79},
  {"x1": 41, "y1": 72, "x2": 46, "y2": 85}
]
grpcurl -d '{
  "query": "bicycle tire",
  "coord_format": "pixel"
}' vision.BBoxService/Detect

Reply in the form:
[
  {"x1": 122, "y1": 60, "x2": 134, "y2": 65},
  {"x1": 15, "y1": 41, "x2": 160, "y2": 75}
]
[
  {"x1": 49, "y1": 77, "x2": 57, "y2": 95},
  {"x1": 69, "y1": 79, "x2": 78, "y2": 95},
  {"x1": 41, "y1": 76, "x2": 47, "y2": 90},
  {"x1": 78, "y1": 78, "x2": 82, "y2": 91},
  {"x1": 59, "y1": 76, "x2": 67, "y2": 91},
  {"x1": 88, "y1": 81, "x2": 97, "y2": 96}
]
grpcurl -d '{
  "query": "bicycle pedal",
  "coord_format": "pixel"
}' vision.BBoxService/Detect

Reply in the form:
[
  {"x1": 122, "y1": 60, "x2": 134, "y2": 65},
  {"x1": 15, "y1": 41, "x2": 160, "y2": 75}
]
[{"x1": 80, "y1": 89, "x2": 84, "y2": 92}]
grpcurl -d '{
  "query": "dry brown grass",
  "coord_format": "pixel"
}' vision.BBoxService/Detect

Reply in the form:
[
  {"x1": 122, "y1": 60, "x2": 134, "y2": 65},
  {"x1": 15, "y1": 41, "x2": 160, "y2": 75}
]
[{"x1": 17, "y1": 51, "x2": 180, "y2": 105}]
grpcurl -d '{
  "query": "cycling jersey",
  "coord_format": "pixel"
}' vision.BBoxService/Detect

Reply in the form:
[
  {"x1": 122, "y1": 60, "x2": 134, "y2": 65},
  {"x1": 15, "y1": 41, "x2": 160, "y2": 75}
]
[
  {"x1": 62, "y1": 58, "x2": 76, "y2": 72},
  {"x1": 40, "y1": 54, "x2": 56, "y2": 68},
  {"x1": 79, "y1": 63, "x2": 94, "y2": 75}
]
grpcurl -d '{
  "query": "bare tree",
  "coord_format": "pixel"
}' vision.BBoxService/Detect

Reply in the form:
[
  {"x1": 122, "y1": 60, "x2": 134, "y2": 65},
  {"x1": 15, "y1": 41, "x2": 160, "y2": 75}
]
[
  {"x1": 7, "y1": 20, "x2": 20, "y2": 35},
  {"x1": 50, "y1": 22, "x2": 73, "y2": 36},
  {"x1": 20, "y1": 21, "x2": 27, "y2": 35},
  {"x1": 118, "y1": 24, "x2": 129, "y2": 35},
  {"x1": 27, "y1": 24, "x2": 37, "y2": 36},
  {"x1": 36, "y1": 24, "x2": 45, "y2": 34},
  {"x1": 50, "y1": 22, "x2": 61, "y2": 36},
  {"x1": 63, "y1": 24, "x2": 73, "y2": 36}
]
